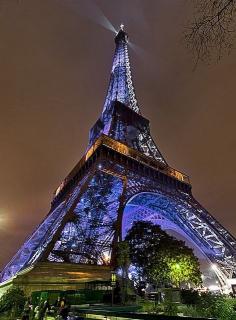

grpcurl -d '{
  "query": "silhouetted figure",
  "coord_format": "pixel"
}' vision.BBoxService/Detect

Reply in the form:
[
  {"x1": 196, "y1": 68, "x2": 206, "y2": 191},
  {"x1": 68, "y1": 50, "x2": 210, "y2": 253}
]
[
  {"x1": 42, "y1": 299, "x2": 50, "y2": 319},
  {"x1": 59, "y1": 304, "x2": 70, "y2": 320},
  {"x1": 34, "y1": 305, "x2": 40, "y2": 320},
  {"x1": 22, "y1": 299, "x2": 31, "y2": 320},
  {"x1": 54, "y1": 296, "x2": 61, "y2": 308}
]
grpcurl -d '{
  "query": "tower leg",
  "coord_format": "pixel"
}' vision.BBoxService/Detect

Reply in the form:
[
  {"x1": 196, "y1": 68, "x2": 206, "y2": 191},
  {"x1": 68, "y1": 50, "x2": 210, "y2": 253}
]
[{"x1": 110, "y1": 175, "x2": 127, "y2": 266}]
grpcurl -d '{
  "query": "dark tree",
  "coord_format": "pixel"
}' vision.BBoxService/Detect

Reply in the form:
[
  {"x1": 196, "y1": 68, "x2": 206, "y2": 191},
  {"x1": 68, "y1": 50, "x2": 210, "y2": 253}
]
[
  {"x1": 186, "y1": 0, "x2": 236, "y2": 64},
  {"x1": 125, "y1": 221, "x2": 169, "y2": 292},
  {"x1": 125, "y1": 221, "x2": 202, "y2": 288},
  {"x1": 0, "y1": 286, "x2": 26, "y2": 317},
  {"x1": 116, "y1": 241, "x2": 131, "y2": 304}
]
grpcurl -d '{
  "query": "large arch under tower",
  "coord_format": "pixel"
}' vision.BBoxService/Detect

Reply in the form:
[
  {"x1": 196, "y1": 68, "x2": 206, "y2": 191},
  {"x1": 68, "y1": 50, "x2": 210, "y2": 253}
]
[{"x1": 123, "y1": 192, "x2": 236, "y2": 287}]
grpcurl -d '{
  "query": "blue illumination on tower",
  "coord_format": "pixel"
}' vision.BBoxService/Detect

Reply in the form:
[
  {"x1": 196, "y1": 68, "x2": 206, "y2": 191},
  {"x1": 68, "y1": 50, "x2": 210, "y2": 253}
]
[
  {"x1": 1, "y1": 26, "x2": 236, "y2": 290},
  {"x1": 103, "y1": 26, "x2": 140, "y2": 114}
]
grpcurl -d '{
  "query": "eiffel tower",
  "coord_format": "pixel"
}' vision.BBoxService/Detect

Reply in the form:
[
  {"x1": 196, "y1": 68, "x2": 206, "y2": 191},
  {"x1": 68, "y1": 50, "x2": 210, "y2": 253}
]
[{"x1": 1, "y1": 25, "x2": 236, "y2": 292}]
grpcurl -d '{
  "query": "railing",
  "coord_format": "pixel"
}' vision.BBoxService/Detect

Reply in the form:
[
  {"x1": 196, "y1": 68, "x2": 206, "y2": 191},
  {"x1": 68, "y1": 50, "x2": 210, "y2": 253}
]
[
  {"x1": 54, "y1": 134, "x2": 190, "y2": 198},
  {"x1": 95, "y1": 135, "x2": 190, "y2": 185}
]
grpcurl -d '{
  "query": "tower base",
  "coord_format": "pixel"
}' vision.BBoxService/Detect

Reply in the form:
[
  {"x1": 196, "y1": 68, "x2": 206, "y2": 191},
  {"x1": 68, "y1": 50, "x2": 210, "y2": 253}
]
[{"x1": 0, "y1": 262, "x2": 111, "y2": 297}]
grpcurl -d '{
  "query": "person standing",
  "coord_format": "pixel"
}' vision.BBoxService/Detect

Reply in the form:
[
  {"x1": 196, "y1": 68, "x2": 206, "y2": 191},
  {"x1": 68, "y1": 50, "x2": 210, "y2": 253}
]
[
  {"x1": 59, "y1": 304, "x2": 70, "y2": 320},
  {"x1": 42, "y1": 299, "x2": 50, "y2": 319},
  {"x1": 21, "y1": 299, "x2": 31, "y2": 320},
  {"x1": 34, "y1": 305, "x2": 40, "y2": 320}
]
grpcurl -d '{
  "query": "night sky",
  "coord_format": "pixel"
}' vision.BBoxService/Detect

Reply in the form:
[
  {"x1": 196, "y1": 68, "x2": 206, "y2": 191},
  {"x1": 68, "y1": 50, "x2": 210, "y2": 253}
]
[{"x1": 0, "y1": 0, "x2": 236, "y2": 270}]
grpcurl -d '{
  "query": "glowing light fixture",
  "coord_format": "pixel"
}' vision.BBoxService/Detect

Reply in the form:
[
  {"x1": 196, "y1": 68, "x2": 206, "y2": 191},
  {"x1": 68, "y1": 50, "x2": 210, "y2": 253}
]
[
  {"x1": 103, "y1": 252, "x2": 110, "y2": 264},
  {"x1": 211, "y1": 264, "x2": 218, "y2": 271}
]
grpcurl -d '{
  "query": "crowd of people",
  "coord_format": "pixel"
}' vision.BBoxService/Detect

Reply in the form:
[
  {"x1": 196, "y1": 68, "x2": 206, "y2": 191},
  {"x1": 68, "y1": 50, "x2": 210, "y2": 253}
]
[{"x1": 21, "y1": 297, "x2": 73, "y2": 320}]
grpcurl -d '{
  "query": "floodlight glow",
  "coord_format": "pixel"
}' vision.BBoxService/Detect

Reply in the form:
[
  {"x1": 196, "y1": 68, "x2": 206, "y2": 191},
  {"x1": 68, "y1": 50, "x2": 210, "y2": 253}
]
[
  {"x1": 208, "y1": 285, "x2": 221, "y2": 291},
  {"x1": 0, "y1": 210, "x2": 8, "y2": 230},
  {"x1": 211, "y1": 264, "x2": 218, "y2": 271},
  {"x1": 103, "y1": 252, "x2": 110, "y2": 264}
]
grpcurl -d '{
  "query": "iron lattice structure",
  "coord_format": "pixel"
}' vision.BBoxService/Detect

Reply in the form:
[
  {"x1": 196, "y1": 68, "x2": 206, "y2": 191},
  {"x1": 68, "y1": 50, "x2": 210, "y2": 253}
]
[{"x1": 1, "y1": 27, "x2": 236, "y2": 288}]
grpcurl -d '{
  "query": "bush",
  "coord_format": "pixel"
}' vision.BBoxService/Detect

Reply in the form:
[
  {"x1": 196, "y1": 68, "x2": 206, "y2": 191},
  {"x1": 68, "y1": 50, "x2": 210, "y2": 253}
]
[
  {"x1": 211, "y1": 296, "x2": 236, "y2": 320},
  {"x1": 139, "y1": 291, "x2": 236, "y2": 319},
  {"x1": 140, "y1": 299, "x2": 156, "y2": 313},
  {"x1": 180, "y1": 289, "x2": 200, "y2": 305},
  {"x1": 195, "y1": 292, "x2": 236, "y2": 320},
  {"x1": 179, "y1": 304, "x2": 203, "y2": 317},
  {"x1": 0, "y1": 287, "x2": 26, "y2": 317},
  {"x1": 163, "y1": 301, "x2": 178, "y2": 316}
]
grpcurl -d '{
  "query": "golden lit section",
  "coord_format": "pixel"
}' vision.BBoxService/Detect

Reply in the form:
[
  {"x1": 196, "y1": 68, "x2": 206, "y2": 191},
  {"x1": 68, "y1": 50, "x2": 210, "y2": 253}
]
[
  {"x1": 85, "y1": 147, "x2": 94, "y2": 161},
  {"x1": 103, "y1": 136, "x2": 130, "y2": 156},
  {"x1": 55, "y1": 181, "x2": 65, "y2": 196},
  {"x1": 66, "y1": 271, "x2": 91, "y2": 276},
  {"x1": 103, "y1": 252, "x2": 111, "y2": 264},
  {"x1": 75, "y1": 134, "x2": 190, "y2": 186},
  {"x1": 168, "y1": 168, "x2": 184, "y2": 181},
  {"x1": 85, "y1": 136, "x2": 104, "y2": 161},
  {"x1": 102, "y1": 136, "x2": 190, "y2": 184}
]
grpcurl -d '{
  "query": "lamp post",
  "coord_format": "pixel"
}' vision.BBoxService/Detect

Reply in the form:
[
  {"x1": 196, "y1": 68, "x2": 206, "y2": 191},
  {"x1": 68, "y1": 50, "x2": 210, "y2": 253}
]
[{"x1": 111, "y1": 271, "x2": 116, "y2": 307}]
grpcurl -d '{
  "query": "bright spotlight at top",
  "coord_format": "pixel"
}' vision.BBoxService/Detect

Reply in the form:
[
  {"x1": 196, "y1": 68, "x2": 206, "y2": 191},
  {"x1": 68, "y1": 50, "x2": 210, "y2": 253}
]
[{"x1": 120, "y1": 23, "x2": 124, "y2": 31}]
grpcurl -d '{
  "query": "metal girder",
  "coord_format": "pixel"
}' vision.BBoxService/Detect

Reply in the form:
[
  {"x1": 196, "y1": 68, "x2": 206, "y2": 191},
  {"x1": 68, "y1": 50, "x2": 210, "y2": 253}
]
[
  {"x1": 124, "y1": 186, "x2": 236, "y2": 283},
  {"x1": 46, "y1": 172, "x2": 123, "y2": 266},
  {"x1": 1, "y1": 154, "x2": 236, "y2": 287},
  {"x1": 103, "y1": 29, "x2": 140, "y2": 114},
  {"x1": 88, "y1": 28, "x2": 167, "y2": 165},
  {"x1": 0, "y1": 175, "x2": 89, "y2": 283}
]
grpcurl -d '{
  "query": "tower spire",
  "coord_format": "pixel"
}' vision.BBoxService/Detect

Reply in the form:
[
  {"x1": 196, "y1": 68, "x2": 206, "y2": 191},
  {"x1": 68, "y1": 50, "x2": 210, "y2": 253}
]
[
  {"x1": 88, "y1": 27, "x2": 167, "y2": 165},
  {"x1": 103, "y1": 25, "x2": 140, "y2": 114}
]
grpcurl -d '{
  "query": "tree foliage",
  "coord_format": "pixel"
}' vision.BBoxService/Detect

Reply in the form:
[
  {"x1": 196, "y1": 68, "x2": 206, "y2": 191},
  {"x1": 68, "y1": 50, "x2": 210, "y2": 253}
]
[
  {"x1": 0, "y1": 286, "x2": 26, "y2": 316},
  {"x1": 116, "y1": 241, "x2": 131, "y2": 278},
  {"x1": 141, "y1": 290, "x2": 236, "y2": 319},
  {"x1": 150, "y1": 247, "x2": 202, "y2": 287},
  {"x1": 189, "y1": 292, "x2": 236, "y2": 320},
  {"x1": 186, "y1": 0, "x2": 236, "y2": 64},
  {"x1": 125, "y1": 221, "x2": 202, "y2": 288},
  {"x1": 116, "y1": 241, "x2": 132, "y2": 304}
]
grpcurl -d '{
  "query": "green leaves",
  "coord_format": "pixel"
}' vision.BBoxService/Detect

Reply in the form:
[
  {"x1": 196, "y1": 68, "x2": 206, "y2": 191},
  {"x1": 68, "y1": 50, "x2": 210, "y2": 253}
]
[
  {"x1": 195, "y1": 292, "x2": 236, "y2": 320},
  {"x1": 116, "y1": 241, "x2": 131, "y2": 273},
  {"x1": 125, "y1": 221, "x2": 202, "y2": 288},
  {"x1": 0, "y1": 286, "x2": 26, "y2": 315}
]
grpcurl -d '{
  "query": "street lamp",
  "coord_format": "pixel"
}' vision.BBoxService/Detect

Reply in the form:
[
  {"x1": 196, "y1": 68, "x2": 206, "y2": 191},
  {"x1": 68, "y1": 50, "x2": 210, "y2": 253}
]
[{"x1": 111, "y1": 271, "x2": 116, "y2": 307}]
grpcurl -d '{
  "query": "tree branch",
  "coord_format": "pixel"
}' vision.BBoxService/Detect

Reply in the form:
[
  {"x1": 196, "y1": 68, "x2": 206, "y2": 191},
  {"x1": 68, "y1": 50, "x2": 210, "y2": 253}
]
[{"x1": 185, "y1": 0, "x2": 236, "y2": 65}]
